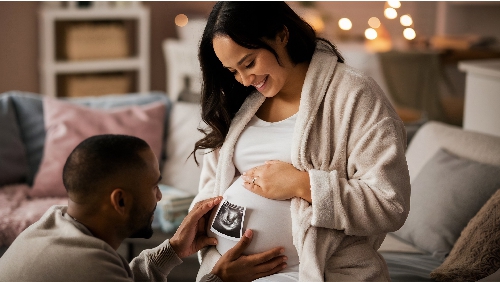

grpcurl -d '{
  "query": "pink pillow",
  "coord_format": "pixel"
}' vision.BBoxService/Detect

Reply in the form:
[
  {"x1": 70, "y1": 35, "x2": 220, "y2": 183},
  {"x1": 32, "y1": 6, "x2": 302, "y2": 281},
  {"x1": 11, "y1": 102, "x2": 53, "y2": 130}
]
[{"x1": 30, "y1": 98, "x2": 166, "y2": 198}]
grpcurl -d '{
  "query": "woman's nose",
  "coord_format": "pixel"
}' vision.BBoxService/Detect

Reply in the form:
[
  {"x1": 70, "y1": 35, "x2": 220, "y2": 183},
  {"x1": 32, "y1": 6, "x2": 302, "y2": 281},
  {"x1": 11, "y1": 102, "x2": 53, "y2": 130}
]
[{"x1": 239, "y1": 72, "x2": 255, "y2": 87}]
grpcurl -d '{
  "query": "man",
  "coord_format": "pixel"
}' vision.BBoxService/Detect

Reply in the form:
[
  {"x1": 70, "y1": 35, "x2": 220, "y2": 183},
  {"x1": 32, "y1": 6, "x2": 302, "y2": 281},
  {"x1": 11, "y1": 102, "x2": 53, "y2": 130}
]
[{"x1": 0, "y1": 135, "x2": 287, "y2": 282}]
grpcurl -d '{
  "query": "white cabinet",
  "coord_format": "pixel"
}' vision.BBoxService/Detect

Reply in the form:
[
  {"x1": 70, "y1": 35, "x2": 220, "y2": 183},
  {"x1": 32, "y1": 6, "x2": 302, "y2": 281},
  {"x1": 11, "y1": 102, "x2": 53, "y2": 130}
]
[
  {"x1": 459, "y1": 59, "x2": 500, "y2": 137},
  {"x1": 39, "y1": 6, "x2": 150, "y2": 97}
]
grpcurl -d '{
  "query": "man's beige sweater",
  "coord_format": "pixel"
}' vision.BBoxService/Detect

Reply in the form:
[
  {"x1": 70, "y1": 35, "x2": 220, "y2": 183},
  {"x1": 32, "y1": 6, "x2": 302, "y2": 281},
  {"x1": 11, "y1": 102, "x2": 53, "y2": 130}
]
[
  {"x1": 0, "y1": 205, "x2": 222, "y2": 282},
  {"x1": 192, "y1": 41, "x2": 411, "y2": 281}
]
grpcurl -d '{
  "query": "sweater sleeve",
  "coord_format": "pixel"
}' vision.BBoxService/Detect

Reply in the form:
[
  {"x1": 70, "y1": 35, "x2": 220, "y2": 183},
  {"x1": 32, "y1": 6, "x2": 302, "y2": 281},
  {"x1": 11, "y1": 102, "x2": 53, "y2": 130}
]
[
  {"x1": 129, "y1": 239, "x2": 223, "y2": 282},
  {"x1": 129, "y1": 239, "x2": 182, "y2": 281}
]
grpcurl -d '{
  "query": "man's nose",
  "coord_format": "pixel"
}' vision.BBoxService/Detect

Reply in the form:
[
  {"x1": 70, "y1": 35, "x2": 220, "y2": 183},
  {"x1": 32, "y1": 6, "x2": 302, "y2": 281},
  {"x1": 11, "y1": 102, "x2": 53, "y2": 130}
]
[{"x1": 156, "y1": 188, "x2": 162, "y2": 202}]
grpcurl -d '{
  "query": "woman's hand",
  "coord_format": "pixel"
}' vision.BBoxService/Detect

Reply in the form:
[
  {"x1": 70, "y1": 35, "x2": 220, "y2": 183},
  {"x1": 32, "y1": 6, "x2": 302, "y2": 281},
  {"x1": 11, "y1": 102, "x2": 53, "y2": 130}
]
[
  {"x1": 211, "y1": 229, "x2": 287, "y2": 282},
  {"x1": 170, "y1": 197, "x2": 222, "y2": 258},
  {"x1": 241, "y1": 160, "x2": 312, "y2": 203}
]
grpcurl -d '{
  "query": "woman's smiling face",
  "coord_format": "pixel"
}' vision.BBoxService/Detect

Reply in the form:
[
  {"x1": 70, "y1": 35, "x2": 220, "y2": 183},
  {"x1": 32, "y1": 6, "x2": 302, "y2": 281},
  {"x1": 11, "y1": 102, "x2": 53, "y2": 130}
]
[{"x1": 212, "y1": 34, "x2": 292, "y2": 98}]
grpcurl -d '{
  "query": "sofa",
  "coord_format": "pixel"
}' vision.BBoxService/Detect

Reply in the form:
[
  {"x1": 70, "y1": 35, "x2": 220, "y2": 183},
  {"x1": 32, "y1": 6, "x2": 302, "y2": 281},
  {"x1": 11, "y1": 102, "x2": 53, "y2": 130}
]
[
  {"x1": 1, "y1": 91, "x2": 499, "y2": 281},
  {"x1": 0, "y1": 91, "x2": 205, "y2": 259},
  {"x1": 378, "y1": 121, "x2": 500, "y2": 281}
]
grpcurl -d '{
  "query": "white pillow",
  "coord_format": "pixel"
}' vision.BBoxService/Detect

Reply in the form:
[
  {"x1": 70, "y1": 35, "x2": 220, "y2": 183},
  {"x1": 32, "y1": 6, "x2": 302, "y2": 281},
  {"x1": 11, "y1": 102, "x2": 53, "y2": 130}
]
[{"x1": 161, "y1": 102, "x2": 205, "y2": 195}]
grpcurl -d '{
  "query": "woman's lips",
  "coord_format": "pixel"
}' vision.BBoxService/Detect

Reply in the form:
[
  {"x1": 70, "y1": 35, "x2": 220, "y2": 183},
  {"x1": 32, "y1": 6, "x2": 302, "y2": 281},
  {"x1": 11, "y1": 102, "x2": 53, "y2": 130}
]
[{"x1": 252, "y1": 75, "x2": 268, "y2": 90}]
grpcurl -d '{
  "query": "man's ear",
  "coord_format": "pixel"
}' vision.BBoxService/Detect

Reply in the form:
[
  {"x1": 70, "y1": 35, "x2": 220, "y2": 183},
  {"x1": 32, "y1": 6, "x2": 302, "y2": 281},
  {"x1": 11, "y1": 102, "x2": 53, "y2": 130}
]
[{"x1": 110, "y1": 189, "x2": 132, "y2": 216}]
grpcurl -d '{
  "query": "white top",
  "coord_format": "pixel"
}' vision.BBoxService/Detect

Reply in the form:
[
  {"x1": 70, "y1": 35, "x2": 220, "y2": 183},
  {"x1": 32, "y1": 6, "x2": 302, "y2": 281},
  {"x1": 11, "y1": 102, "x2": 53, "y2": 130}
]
[{"x1": 208, "y1": 114, "x2": 300, "y2": 273}]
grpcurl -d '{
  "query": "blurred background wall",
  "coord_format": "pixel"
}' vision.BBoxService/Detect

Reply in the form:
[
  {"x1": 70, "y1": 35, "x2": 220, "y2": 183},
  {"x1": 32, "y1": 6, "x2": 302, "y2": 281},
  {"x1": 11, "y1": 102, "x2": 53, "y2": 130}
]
[{"x1": 1, "y1": 1, "x2": 499, "y2": 95}]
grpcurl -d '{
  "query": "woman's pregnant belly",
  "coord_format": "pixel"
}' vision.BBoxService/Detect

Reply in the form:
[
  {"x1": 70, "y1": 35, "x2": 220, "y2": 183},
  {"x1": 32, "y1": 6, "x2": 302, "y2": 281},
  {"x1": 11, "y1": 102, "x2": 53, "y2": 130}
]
[{"x1": 208, "y1": 177, "x2": 300, "y2": 271}]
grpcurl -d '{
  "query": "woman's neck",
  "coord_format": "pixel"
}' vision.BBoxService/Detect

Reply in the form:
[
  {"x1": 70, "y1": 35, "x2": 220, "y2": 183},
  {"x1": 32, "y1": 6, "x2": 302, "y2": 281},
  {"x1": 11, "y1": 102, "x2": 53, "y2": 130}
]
[{"x1": 257, "y1": 61, "x2": 309, "y2": 122}]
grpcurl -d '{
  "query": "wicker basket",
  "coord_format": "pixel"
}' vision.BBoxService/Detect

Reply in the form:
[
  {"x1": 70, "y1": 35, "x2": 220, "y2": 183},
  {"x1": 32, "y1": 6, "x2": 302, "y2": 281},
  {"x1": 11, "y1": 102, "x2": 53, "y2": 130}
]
[
  {"x1": 65, "y1": 22, "x2": 129, "y2": 60},
  {"x1": 63, "y1": 74, "x2": 131, "y2": 97}
]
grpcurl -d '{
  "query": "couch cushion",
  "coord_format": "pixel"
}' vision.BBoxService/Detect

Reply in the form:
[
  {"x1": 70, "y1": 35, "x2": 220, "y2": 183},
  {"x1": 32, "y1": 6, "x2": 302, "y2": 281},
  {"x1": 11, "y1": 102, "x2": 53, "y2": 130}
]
[
  {"x1": 430, "y1": 189, "x2": 500, "y2": 281},
  {"x1": 381, "y1": 252, "x2": 442, "y2": 282},
  {"x1": 8, "y1": 91, "x2": 171, "y2": 186},
  {"x1": 9, "y1": 92, "x2": 45, "y2": 186},
  {"x1": 65, "y1": 92, "x2": 171, "y2": 165},
  {"x1": 0, "y1": 95, "x2": 28, "y2": 186},
  {"x1": 405, "y1": 121, "x2": 500, "y2": 182},
  {"x1": 29, "y1": 98, "x2": 166, "y2": 198},
  {"x1": 161, "y1": 101, "x2": 204, "y2": 195},
  {"x1": 394, "y1": 148, "x2": 500, "y2": 260}
]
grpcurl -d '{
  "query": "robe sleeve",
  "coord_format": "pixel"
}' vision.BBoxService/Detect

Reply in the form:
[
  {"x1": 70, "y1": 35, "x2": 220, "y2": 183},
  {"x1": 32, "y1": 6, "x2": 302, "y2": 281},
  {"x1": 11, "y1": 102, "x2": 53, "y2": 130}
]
[
  {"x1": 309, "y1": 76, "x2": 411, "y2": 236},
  {"x1": 190, "y1": 149, "x2": 220, "y2": 210}
]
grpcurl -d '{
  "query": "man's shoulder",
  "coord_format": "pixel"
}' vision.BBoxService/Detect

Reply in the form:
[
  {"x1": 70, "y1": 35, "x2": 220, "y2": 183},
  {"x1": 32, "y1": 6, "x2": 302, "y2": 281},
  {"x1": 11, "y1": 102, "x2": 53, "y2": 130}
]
[{"x1": 0, "y1": 206, "x2": 131, "y2": 281}]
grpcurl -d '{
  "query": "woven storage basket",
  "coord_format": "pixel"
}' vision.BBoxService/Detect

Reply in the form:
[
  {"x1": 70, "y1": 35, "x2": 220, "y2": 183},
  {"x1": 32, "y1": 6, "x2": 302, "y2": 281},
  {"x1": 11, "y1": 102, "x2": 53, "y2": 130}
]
[
  {"x1": 65, "y1": 22, "x2": 129, "y2": 60},
  {"x1": 64, "y1": 74, "x2": 131, "y2": 97}
]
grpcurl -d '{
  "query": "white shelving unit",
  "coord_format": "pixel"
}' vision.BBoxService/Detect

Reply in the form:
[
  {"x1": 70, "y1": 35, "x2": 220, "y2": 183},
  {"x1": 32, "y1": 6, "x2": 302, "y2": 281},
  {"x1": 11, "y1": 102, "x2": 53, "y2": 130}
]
[
  {"x1": 39, "y1": 6, "x2": 150, "y2": 97},
  {"x1": 459, "y1": 59, "x2": 500, "y2": 138}
]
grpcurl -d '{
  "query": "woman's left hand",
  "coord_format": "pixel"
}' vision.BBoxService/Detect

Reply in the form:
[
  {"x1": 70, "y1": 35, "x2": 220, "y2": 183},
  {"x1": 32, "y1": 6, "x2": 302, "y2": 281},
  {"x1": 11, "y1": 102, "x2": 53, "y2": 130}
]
[{"x1": 241, "y1": 160, "x2": 311, "y2": 203}]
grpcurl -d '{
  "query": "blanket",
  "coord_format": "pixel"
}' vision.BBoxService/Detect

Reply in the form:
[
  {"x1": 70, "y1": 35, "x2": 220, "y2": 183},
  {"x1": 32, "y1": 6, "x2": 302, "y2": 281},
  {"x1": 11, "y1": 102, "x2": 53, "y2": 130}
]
[{"x1": 0, "y1": 184, "x2": 66, "y2": 247}]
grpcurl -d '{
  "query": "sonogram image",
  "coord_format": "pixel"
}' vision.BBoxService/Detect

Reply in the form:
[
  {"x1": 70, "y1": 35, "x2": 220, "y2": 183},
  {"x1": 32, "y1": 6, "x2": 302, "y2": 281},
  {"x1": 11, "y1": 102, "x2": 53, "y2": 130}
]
[{"x1": 211, "y1": 200, "x2": 246, "y2": 240}]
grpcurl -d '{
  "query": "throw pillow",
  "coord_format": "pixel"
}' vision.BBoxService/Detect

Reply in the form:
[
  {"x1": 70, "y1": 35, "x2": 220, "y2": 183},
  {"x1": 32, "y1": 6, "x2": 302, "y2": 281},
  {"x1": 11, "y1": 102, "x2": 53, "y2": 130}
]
[
  {"x1": 430, "y1": 189, "x2": 500, "y2": 282},
  {"x1": 29, "y1": 98, "x2": 166, "y2": 198},
  {"x1": 9, "y1": 91, "x2": 171, "y2": 186},
  {"x1": 393, "y1": 148, "x2": 500, "y2": 260},
  {"x1": 161, "y1": 101, "x2": 204, "y2": 195},
  {"x1": 0, "y1": 95, "x2": 28, "y2": 186},
  {"x1": 66, "y1": 92, "x2": 172, "y2": 165}
]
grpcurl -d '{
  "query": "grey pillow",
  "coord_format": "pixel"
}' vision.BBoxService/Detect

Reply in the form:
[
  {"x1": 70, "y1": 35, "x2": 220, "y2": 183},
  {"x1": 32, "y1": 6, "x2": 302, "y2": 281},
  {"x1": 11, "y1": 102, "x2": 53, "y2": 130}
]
[
  {"x1": 9, "y1": 91, "x2": 171, "y2": 185},
  {"x1": 0, "y1": 95, "x2": 28, "y2": 185},
  {"x1": 10, "y1": 92, "x2": 45, "y2": 186},
  {"x1": 393, "y1": 148, "x2": 500, "y2": 260}
]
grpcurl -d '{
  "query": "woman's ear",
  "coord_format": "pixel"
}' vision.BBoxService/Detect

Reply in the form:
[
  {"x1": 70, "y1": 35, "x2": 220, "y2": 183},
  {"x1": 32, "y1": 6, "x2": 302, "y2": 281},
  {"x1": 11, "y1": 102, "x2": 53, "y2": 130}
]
[{"x1": 278, "y1": 26, "x2": 289, "y2": 45}]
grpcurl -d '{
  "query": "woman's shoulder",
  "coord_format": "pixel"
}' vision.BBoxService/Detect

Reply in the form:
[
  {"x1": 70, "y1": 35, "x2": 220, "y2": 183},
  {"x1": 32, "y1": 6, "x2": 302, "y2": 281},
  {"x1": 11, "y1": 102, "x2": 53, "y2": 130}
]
[
  {"x1": 333, "y1": 63, "x2": 375, "y2": 85},
  {"x1": 325, "y1": 63, "x2": 399, "y2": 121}
]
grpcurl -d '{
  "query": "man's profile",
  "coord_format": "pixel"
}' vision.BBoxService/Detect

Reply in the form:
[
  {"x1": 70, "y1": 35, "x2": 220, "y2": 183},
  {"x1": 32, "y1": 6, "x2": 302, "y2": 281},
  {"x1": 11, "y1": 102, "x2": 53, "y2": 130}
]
[{"x1": 0, "y1": 134, "x2": 287, "y2": 282}]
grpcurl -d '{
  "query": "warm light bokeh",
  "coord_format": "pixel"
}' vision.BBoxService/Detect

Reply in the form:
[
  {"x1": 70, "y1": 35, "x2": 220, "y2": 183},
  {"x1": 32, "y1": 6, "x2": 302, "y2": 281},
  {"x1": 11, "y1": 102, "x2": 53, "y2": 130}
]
[
  {"x1": 403, "y1": 28, "x2": 416, "y2": 40},
  {"x1": 365, "y1": 28, "x2": 378, "y2": 40},
  {"x1": 303, "y1": 11, "x2": 325, "y2": 33},
  {"x1": 175, "y1": 14, "x2": 188, "y2": 27},
  {"x1": 368, "y1": 17, "x2": 381, "y2": 29},
  {"x1": 387, "y1": 1, "x2": 401, "y2": 9},
  {"x1": 400, "y1": 15, "x2": 413, "y2": 26},
  {"x1": 384, "y1": 8, "x2": 397, "y2": 19},
  {"x1": 338, "y1": 18, "x2": 353, "y2": 30}
]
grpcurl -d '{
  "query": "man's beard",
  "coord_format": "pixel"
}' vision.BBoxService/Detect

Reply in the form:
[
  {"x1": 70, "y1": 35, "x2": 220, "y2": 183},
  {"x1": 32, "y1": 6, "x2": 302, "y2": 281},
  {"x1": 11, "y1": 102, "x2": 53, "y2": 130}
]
[{"x1": 129, "y1": 204, "x2": 156, "y2": 239}]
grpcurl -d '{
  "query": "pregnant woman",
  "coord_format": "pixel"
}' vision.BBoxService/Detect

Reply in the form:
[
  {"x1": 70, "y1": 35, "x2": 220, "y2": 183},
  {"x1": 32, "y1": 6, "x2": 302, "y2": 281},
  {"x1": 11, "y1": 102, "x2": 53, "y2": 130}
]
[
  {"x1": 191, "y1": 2, "x2": 411, "y2": 281},
  {"x1": 207, "y1": 113, "x2": 300, "y2": 281}
]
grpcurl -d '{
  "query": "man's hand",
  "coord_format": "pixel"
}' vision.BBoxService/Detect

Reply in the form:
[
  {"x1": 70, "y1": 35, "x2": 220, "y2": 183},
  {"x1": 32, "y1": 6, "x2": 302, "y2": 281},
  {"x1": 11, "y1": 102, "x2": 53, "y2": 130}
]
[
  {"x1": 170, "y1": 197, "x2": 222, "y2": 258},
  {"x1": 211, "y1": 229, "x2": 287, "y2": 282}
]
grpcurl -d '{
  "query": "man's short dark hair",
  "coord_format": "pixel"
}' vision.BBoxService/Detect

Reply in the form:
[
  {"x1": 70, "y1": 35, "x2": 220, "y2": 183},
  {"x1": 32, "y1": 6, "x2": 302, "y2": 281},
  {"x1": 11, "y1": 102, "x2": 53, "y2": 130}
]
[{"x1": 63, "y1": 134, "x2": 151, "y2": 199}]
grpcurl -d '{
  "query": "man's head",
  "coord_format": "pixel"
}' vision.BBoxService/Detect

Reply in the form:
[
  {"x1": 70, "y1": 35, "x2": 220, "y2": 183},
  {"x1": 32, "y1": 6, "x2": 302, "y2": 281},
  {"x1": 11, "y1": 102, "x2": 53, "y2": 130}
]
[{"x1": 63, "y1": 134, "x2": 162, "y2": 240}]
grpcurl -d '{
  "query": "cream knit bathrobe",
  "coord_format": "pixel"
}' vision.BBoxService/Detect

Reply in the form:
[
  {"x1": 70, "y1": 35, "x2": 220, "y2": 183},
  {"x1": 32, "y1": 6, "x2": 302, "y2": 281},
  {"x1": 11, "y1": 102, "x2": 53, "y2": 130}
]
[{"x1": 192, "y1": 42, "x2": 411, "y2": 281}]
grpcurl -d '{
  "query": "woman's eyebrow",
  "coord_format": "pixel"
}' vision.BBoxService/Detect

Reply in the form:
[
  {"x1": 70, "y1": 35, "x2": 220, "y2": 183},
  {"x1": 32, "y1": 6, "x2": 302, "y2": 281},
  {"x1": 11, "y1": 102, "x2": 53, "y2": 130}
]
[
  {"x1": 237, "y1": 53, "x2": 253, "y2": 66},
  {"x1": 223, "y1": 53, "x2": 253, "y2": 69}
]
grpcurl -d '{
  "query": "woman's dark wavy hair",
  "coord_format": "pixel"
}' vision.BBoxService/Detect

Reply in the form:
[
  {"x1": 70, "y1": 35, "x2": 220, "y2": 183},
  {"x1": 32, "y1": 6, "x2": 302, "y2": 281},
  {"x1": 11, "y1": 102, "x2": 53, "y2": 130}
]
[{"x1": 193, "y1": 1, "x2": 344, "y2": 163}]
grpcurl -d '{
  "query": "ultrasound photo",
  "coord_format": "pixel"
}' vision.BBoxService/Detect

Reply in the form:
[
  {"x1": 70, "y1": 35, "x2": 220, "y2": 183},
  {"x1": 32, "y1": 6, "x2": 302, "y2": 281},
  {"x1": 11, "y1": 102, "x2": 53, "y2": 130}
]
[{"x1": 211, "y1": 200, "x2": 246, "y2": 241}]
